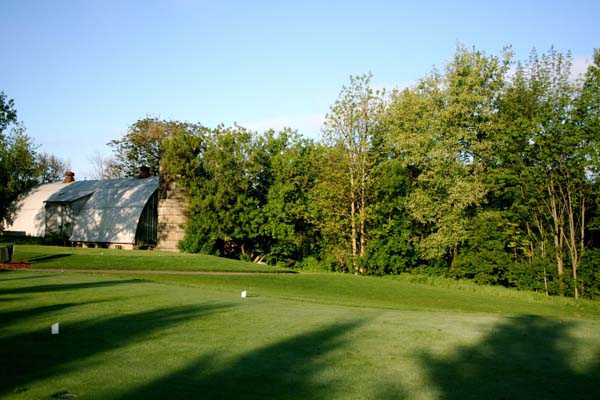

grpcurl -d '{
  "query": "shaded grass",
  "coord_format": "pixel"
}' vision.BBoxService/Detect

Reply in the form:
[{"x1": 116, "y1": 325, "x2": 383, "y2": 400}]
[
  {"x1": 13, "y1": 245, "x2": 289, "y2": 273},
  {"x1": 0, "y1": 271, "x2": 599, "y2": 399},
  {"x1": 414, "y1": 315, "x2": 600, "y2": 400}
]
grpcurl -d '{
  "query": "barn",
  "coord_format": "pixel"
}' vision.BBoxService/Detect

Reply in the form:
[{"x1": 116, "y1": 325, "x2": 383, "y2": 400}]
[{"x1": 4, "y1": 174, "x2": 160, "y2": 249}]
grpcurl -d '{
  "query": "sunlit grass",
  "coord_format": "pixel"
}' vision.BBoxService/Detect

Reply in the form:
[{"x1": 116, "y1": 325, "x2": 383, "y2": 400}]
[
  {"x1": 125, "y1": 272, "x2": 600, "y2": 320},
  {"x1": 13, "y1": 244, "x2": 289, "y2": 273},
  {"x1": 1, "y1": 253, "x2": 599, "y2": 399}
]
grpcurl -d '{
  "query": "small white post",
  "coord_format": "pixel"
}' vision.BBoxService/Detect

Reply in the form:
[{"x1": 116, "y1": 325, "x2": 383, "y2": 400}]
[
  {"x1": 241, "y1": 290, "x2": 247, "y2": 298},
  {"x1": 51, "y1": 323, "x2": 59, "y2": 335}
]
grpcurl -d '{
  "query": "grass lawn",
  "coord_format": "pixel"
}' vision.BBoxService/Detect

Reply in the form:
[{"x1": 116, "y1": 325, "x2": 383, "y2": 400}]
[
  {"x1": 11, "y1": 244, "x2": 288, "y2": 273},
  {"x1": 1, "y1": 255, "x2": 599, "y2": 399}
]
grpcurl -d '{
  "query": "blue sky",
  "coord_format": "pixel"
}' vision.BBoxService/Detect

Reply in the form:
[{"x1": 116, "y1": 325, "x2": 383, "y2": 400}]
[{"x1": 1, "y1": 0, "x2": 599, "y2": 179}]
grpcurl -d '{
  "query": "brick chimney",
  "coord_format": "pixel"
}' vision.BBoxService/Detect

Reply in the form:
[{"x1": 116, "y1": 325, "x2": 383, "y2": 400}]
[
  {"x1": 138, "y1": 166, "x2": 151, "y2": 179},
  {"x1": 63, "y1": 171, "x2": 75, "y2": 183}
]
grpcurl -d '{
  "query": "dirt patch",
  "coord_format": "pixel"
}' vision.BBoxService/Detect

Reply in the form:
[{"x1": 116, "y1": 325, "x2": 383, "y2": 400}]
[{"x1": 0, "y1": 260, "x2": 31, "y2": 270}]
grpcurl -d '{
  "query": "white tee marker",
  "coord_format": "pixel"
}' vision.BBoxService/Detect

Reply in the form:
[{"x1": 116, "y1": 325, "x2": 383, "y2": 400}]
[
  {"x1": 241, "y1": 290, "x2": 247, "y2": 298},
  {"x1": 51, "y1": 323, "x2": 59, "y2": 335}
]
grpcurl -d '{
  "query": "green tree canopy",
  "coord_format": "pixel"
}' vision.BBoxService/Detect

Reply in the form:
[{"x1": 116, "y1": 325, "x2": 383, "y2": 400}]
[
  {"x1": 0, "y1": 123, "x2": 38, "y2": 227},
  {"x1": 109, "y1": 118, "x2": 202, "y2": 177},
  {"x1": 0, "y1": 91, "x2": 17, "y2": 133},
  {"x1": 386, "y1": 45, "x2": 512, "y2": 262}
]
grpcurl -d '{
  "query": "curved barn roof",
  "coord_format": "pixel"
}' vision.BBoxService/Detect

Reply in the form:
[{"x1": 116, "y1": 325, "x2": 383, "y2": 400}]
[
  {"x1": 4, "y1": 182, "x2": 72, "y2": 236},
  {"x1": 48, "y1": 177, "x2": 159, "y2": 244},
  {"x1": 4, "y1": 176, "x2": 159, "y2": 245}
]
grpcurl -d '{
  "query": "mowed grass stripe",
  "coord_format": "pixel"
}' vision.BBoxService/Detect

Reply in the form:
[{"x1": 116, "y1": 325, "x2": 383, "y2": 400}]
[
  {"x1": 110, "y1": 272, "x2": 600, "y2": 320},
  {"x1": 13, "y1": 244, "x2": 289, "y2": 273},
  {"x1": 1, "y1": 271, "x2": 599, "y2": 400},
  {"x1": 11, "y1": 244, "x2": 600, "y2": 319}
]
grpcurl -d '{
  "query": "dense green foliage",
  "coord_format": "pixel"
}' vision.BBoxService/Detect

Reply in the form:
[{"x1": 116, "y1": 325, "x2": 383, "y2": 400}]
[
  {"x1": 0, "y1": 91, "x2": 17, "y2": 132},
  {"x1": 108, "y1": 118, "x2": 203, "y2": 177},
  {"x1": 108, "y1": 46, "x2": 600, "y2": 298},
  {"x1": 0, "y1": 122, "x2": 37, "y2": 227},
  {"x1": 386, "y1": 47, "x2": 599, "y2": 298},
  {"x1": 161, "y1": 125, "x2": 318, "y2": 265}
]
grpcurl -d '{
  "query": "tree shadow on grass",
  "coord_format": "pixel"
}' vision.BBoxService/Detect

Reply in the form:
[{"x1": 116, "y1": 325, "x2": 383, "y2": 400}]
[
  {"x1": 0, "y1": 272, "x2": 52, "y2": 282},
  {"x1": 114, "y1": 319, "x2": 366, "y2": 400},
  {"x1": 405, "y1": 316, "x2": 600, "y2": 400},
  {"x1": 0, "y1": 278, "x2": 144, "y2": 296},
  {"x1": 25, "y1": 254, "x2": 72, "y2": 263},
  {"x1": 0, "y1": 302, "x2": 80, "y2": 327},
  {"x1": 0, "y1": 299, "x2": 118, "y2": 327},
  {"x1": 0, "y1": 303, "x2": 234, "y2": 396}
]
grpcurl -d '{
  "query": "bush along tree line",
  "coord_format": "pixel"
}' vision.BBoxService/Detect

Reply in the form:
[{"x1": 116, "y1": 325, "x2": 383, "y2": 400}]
[{"x1": 96, "y1": 46, "x2": 600, "y2": 299}]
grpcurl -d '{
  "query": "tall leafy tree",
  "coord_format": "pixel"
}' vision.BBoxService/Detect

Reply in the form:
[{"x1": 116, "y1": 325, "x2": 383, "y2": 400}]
[
  {"x1": 386, "y1": 45, "x2": 511, "y2": 264},
  {"x1": 261, "y1": 131, "x2": 319, "y2": 266},
  {"x1": 529, "y1": 49, "x2": 580, "y2": 296},
  {"x1": 1, "y1": 94, "x2": 36, "y2": 227},
  {"x1": 176, "y1": 126, "x2": 267, "y2": 259},
  {"x1": 565, "y1": 49, "x2": 600, "y2": 298},
  {"x1": 316, "y1": 73, "x2": 385, "y2": 272},
  {"x1": 35, "y1": 152, "x2": 69, "y2": 183},
  {"x1": 109, "y1": 118, "x2": 199, "y2": 177},
  {"x1": 578, "y1": 51, "x2": 600, "y2": 298},
  {"x1": 0, "y1": 123, "x2": 38, "y2": 227},
  {"x1": 498, "y1": 49, "x2": 596, "y2": 298}
]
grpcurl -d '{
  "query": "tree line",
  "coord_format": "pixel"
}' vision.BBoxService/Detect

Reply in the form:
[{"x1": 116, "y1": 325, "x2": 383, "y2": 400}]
[
  {"x1": 111, "y1": 46, "x2": 600, "y2": 299},
  {"x1": 3, "y1": 45, "x2": 599, "y2": 298}
]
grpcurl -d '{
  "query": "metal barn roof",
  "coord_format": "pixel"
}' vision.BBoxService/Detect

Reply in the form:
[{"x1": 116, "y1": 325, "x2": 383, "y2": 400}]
[
  {"x1": 4, "y1": 176, "x2": 159, "y2": 245},
  {"x1": 4, "y1": 182, "x2": 72, "y2": 236},
  {"x1": 58, "y1": 177, "x2": 159, "y2": 244}
]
